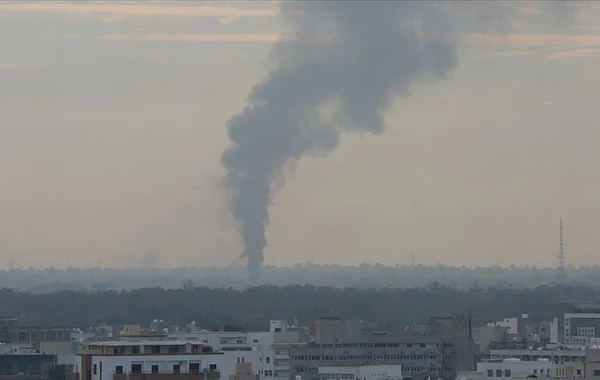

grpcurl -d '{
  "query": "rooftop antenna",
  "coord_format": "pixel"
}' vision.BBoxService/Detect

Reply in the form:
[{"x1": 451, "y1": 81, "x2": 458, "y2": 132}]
[{"x1": 557, "y1": 215, "x2": 566, "y2": 282}]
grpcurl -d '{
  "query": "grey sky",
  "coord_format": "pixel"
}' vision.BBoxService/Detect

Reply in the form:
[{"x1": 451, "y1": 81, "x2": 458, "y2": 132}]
[{"x1": 1, "y1": 1, "x2": 600, "y2": 269}]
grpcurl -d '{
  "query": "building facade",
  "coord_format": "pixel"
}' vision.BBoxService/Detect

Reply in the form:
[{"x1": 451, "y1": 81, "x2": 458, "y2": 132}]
[
  {"x1": 317, "y1": 365, "x2": 402, "y2": 380},
  {"x1": 75, "y1": 341, "x2": 228, "y2": 380},
  {"x1": 289, "y1": 315, "x2": 473, "y2": 380}
]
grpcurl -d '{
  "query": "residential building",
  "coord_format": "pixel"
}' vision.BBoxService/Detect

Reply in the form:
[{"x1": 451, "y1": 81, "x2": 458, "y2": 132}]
[
  {"x1": 73, "y1": 339, "x2": 265, "y2": 380},
  {"x1": 166, "y1": 320, "x2": 309, "y2": 380}
]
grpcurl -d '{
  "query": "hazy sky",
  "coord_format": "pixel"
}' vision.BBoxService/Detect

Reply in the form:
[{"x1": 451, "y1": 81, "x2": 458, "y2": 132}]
[{"x1": 2, "y1": 1, "x2": 600, "y2": 269}]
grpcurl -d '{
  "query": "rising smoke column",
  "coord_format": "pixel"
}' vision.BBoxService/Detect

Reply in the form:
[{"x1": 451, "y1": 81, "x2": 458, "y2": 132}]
[{"x1": 222, "y1": 1, "x2": 461, "y2": 278}]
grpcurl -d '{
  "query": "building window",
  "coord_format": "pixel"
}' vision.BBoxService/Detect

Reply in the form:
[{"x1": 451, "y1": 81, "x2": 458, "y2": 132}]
[
  {"x1": 496, "y1": 370, "x2": 502, "y2": 377},
  {"x1": 577, "y1": 370, "x2": 582, "y2": 375},
  {"x1": 594, "y1": 369, "x2": 600, "y2": 376},
  {"x1": 151, "y1": 365, "x2": 159, "y2": 374},
  {"x1": 151, "y1": 345, "x2": 160, "y2": 354},
  {"x1": 132, "y1": 346, "x2": 139, "y2": 354},
  {"x1": 266, "y1": 357, "x2": 271, "y2": 364},
  {"x1": 173, "y1": 364, "x2": 181, "y2": 374},
  {"x1": 504, "y1": 370, "x2": 511, "y2": 377},
  {"x1": 93, "y1": 365, "x2": 97, "y2": 375},
  {"x1": 190, "y1": 363, "x2": 200, "y2": 373},
  {"x1": 209, "y1": 364, "x2": 217, "y2": 371},
  {"x1": 115, "y1": 366, "x2": 123, "y2": 374},
  {"x1": 169, "y1": 345, "x2": 179, "y2": 354},
  {"x1": 131, "y1": 364, "x2": 142, "y2": 374}
]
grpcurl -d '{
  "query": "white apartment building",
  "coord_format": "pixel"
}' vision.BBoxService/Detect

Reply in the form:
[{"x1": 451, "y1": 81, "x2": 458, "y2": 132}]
[
  {"x1": 74, "y1": 340, "x2": 257, "y2": 380},
  {"x1": 318, "y1": 365, "x2": 402, "y2": 380},
  {"x1": 165, "y1": 321, "x2": 307, "y2": 380}
]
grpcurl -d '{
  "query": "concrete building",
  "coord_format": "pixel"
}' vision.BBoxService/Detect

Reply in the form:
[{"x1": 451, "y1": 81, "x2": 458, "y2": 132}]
[
  {"x1": 476, "y1": 358, "x2": 557, "y2": 378},
  {"x1": 230, "y1": 363, "x2": 259, "y2": 380},
  {"x1": 564, "y1": 314, "x2": 600, "y2": 346},
  {"x1": 473, "y1": 326, "x2": 507, "y2": 354},
  {"x1": 558, "y1": 303, "x2": 600, "y2": 345},
  {"x1": 72, "y1": 338, "x2": 275, "y2": 380},
  {"x1": 584, "y1": 347, "x2": 600, "y2": 380},
  {"x1": 489, "y1": 347, "x2": 586, "y2": 364},
  {"x1": 488, "y1": 320, "x2": 518, "y2": 336},
  {"x1": 0, "y1": 354, "x2": 57, "y2": 377},
  {"x1": 166, "y1": 320, "x2": 309, "y2": 380},
  {"x1": 289, "y1": 314, "x2": 473, "y2": 380},
  {"x1": 317, "y1": 365, "x2": 402, "y2": 380},
  {"x1": 0, "y1": 318, "x2": 71, "y2": 351},
  {"x1": 75, "y1": 340, "x2": 226, "y2": 380},
  {"x1": 550, "y1": 319, "x2": 560, "y2": 344}
]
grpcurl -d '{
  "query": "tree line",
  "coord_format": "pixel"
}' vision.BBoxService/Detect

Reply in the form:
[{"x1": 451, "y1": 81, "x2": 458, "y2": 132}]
[{"x1": 0, "y1": 284, "x2": 595, "y2": 331}]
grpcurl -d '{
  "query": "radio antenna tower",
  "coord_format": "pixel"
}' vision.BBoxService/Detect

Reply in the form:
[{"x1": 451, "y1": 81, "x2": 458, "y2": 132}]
[{"x1": 557, "y1": 215, "x2": 566, "y2": 282}]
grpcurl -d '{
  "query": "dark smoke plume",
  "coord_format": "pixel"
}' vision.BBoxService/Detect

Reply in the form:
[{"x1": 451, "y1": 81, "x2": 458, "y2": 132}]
[
  {"x1": 221, "y1": 1, "x2": 571, "y2": 278},
  {"x1": 222, "y1": 1, "x2": 460, "y2": 278}
]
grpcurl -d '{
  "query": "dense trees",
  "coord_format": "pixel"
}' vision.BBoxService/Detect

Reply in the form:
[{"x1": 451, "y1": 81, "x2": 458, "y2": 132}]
[
  {"x1": 0, "y1": 284, "x2": 596, "y2": 331},
  {"x1": 2, "y1": 264, "x2": 600, "y2": 291}
]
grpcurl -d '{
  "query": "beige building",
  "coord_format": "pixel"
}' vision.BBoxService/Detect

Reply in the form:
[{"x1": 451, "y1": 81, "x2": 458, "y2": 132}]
[
  {"x1": 584, "y1": 348, "x2": 600, "y2": 380},
  {"x1": 229, "y1": 363, "x2": 259, "y2": 380}
]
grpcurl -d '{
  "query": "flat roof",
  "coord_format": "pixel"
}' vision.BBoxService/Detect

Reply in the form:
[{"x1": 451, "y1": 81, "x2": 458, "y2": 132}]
[{"x1": 88, "y1": 341, "x2": 203, "y2": 347}]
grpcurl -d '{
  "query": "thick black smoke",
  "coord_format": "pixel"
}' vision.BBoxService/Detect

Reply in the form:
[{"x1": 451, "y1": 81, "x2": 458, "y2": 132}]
[{"x1": 221, "y1": 1, "x2": 573, "y2": 278}]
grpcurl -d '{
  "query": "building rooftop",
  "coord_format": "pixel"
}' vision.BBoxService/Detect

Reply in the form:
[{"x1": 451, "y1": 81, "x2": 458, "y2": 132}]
[{"x1": 88, "y1": 340, "x2": 203, "y2": 347}]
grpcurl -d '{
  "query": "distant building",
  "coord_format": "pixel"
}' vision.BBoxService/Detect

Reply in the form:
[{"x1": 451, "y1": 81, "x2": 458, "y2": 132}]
[
  {"x1": 489, "y1": 347, "x2": 586, "y2": 364},
  {"x1": 0, "y1": 317, "x2": 71, "y2": 351},
  {"x1": 289, "y1": 314, "x2": 473, "y2": 380},
  {"x1": 230, "y1": 363, "x2": 259, "y2": 380},
  {"x1": 559, "y1": 302, "x2": 600, "y2": 345},
  {"x1": 584, "y1": 347, "x2": 600, "y2": 380},
  {"x1": 317, "y1": 364, "x2": 402, "y2": 380},
  {"x1": 476, "y1": 358, "x2": 557, "y2": 378},
  {"x1": 488, "y1": 320, "x2": 519, "y2": 336},
  {"x1": 0, "y1": 354, "x2": 57, "y2": 378},
  {"x1": 473, "y1": 326, "x2": 507, "y2": 353}
]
